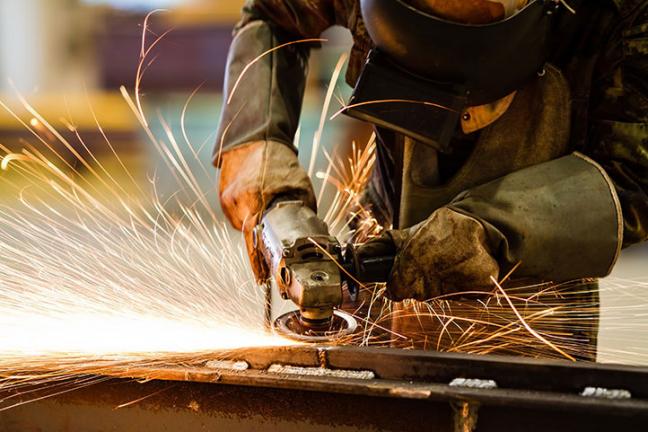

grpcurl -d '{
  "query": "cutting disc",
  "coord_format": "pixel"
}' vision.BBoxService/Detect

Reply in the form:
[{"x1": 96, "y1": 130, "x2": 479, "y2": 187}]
[{"x1": 273, "y1": 310, "x2": 358, "y2": 343}]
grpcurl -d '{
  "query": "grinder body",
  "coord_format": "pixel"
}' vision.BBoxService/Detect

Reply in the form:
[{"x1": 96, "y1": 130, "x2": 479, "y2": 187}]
[{"x1": 255, "y1": 201, "x2": 343, "y2": 325}]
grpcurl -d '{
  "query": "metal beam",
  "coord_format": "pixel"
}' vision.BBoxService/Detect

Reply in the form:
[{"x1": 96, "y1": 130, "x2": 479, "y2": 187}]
[{"x1": 1, "y1": 346, "x2": 647, "y2": 431}]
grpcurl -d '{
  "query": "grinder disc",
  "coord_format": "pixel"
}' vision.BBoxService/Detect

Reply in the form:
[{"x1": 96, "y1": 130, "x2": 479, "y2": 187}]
[{"x1": 273, "y1": 310, "x2": 358, "y2": 343}]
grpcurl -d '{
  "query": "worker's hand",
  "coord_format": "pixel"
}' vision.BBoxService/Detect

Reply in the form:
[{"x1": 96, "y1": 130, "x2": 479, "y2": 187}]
[
  {"x1": 358, "y1": 207, "x2": 499, "y2": 301},
  {"x1": 219, "y1": 140, "x2": 316, "y2": 283}
]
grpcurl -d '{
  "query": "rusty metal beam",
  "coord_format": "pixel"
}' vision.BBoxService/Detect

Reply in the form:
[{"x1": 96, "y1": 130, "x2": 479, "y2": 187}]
[{"x1": 1, "y1": 346, "x2": 647, "y2": 431}]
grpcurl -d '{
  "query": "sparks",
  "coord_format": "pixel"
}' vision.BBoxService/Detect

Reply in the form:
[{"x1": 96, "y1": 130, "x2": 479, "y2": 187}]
[{"x1": 0, "y1": 11, "x2": 644, "y2": 414}]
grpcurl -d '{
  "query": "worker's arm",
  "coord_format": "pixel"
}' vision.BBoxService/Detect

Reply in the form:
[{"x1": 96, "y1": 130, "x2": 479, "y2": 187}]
[
  {"x1": 447, "y1": 2, "x2": 648, "y2": 285},
  {"x1": 361, "y1": 153, "x2": 622, "y2": 301},
  {"x1": 584, "y1": 2, "x2": 648, "y2": 247},
  {"x1": 359, "y1": 4, "x2": 648, "y2": 302},
  {"x1": 215, "y1": 1, "x2": 350, "y2": 280},
  {"x1": 215, "y1": 1, "x2": 344, "y2": 159}
]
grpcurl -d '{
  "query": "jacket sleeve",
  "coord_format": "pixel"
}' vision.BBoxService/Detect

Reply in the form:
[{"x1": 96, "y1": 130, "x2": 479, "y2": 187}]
[
  {"x1": 213, "y1": 0, "x2": 347, "y2": 165},
  {"x1": 585, "y1": 1, "x2": 648, "y2": 247},
  {"x1": 443, "y1": 5, "x2": 648, "y2": 283}
]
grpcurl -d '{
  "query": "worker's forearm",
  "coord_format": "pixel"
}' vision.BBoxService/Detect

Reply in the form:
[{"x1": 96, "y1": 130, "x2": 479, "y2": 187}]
[
  {"x1": 448, "y1": 153, "x2": 623, "y2": 281},
  {"x1": 586, "y1": 136, "x2": 648, "y2": 248},
  {"x1": 586, "y1": 4, "x2": 648, "y2": 246},
  {"x1": 214, "y1": 19, "x2": 309, "y2": 164}
]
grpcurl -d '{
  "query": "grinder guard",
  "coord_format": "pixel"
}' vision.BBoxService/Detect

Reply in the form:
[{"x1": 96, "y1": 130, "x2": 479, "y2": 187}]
[{"x1": 344, "y1": 0, "x2": 562, "y2": 151}]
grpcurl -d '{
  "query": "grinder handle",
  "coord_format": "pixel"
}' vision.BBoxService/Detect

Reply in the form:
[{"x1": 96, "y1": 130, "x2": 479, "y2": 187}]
[{"x1": 343, "y1": 243, "x2": 395, "y2": 297}]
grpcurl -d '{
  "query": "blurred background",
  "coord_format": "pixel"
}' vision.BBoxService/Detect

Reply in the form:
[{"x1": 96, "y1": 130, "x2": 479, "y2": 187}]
[
  {"x1": 0, "y1": 0, "x2": 644, "y2": 363},
  {"x1": 0, "y1": 0, "x2": 371, "y2": 203}
]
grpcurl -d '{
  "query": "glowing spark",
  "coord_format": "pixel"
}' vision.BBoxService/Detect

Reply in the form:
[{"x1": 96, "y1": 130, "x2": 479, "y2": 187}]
[
  {"x1": 330, "y1": 99, "x2": 458, "y2": 121},
  {"x1": 1, "y1": 153, "x2": 31, "y2": 170},
  {"x1": 115, "y1": 385, "x2": 177, "y2": 409},
  {"x1": 308, "y1": 52, "x2": 348, "y2": 177},
  {"x1": 490, "y1": 276, "x2": 576, "y2": 361},
  {"x1": 560, "y1": 0, "x2": 576, "y2": 14},
  {"x1": 134, "y1": 9, "x2": 171, "y2": 127}
]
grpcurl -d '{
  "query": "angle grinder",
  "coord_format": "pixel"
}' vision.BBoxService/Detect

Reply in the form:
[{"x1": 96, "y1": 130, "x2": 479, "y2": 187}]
[{"x1": 254, "y1": 200, "x2": 394, "y2": 343}]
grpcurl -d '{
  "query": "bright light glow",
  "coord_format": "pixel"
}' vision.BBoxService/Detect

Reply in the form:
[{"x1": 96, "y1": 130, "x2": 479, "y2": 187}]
[{"x1": 0, "y1": 313, "x2": 288, "y2": 356}]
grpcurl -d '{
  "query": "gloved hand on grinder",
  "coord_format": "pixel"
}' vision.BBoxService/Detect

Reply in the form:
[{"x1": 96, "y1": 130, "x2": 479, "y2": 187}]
[
  {"x1": 219, "y1": 140, "x2": 317, "y2": 283},
  {"x1": 356, "y1": 154, "x2": 623, "y2": 302},
  {"x1": 356, "y1": 207, "x2": 498, "y2": 302}
]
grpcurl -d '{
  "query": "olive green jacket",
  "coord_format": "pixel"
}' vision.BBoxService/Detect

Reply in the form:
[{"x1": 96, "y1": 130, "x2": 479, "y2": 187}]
[{"x1": 215, "y1": 0, "x2": 648, "y2": 251}]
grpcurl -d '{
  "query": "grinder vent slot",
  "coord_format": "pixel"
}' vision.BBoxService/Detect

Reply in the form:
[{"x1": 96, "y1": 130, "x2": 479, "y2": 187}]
[
  {"x1": 296, "y1": 243, "x2": 325, "y2": 261},
  {"x1": 301, "y1": 252, "x2": 324, "y2": 260}
]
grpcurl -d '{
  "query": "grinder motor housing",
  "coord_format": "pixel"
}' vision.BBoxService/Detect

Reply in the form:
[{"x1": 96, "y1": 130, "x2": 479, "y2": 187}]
[{"x1": 255, "y1": 201, "x2": 343, "y2": 325}]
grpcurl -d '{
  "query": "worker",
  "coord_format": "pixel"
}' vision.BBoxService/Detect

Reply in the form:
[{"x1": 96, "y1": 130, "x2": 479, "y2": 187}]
[{"x1": 215, "y1": 0, "x2": 648, "y2": 353}]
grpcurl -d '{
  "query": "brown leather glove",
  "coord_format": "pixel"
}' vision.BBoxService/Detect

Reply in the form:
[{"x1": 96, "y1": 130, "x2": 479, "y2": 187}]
[
  {"x1": 358, "y1": 207, "x2": 499, "y2": 301},
  {"x1": 219, "y1": 140, "x2": 316, "y2": 282}
]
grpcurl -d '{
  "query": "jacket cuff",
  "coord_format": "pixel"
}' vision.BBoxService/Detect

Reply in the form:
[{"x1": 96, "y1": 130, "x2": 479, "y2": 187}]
[{"x1": 448, "y1": 153, "x2": 623, "y2": 281}]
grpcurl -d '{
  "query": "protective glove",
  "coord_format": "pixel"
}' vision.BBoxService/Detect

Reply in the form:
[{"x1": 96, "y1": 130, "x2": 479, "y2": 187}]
[
  {"x1": 358, "y1": 207, "x2": 499, "y2": 301},
  {"x1": 219, "y1": 140, "x2": 316, "y2": 282},
  {"x1": 357, "y1": 153, "x2": 623, "y2": 302}
]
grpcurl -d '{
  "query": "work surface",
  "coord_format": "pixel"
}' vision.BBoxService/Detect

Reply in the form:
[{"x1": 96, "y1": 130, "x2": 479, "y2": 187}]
[{"x1": 1, "y1": 346, "x2": 647, "y2": 432}]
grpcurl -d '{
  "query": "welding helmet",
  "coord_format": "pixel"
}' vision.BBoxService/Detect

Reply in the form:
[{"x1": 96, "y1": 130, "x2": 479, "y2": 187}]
[
  {"x1": 407, "y1": 0, "x2": 529, "y2": 24},
  {"x1": 343, "y1": 0, "x2": 568, "y2": 151}
]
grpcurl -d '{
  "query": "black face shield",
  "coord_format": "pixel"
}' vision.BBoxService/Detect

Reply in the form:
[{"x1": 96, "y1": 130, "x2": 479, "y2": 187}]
[{"x1": 344, "y1": 0, "x2": 567, "y2": 151}]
